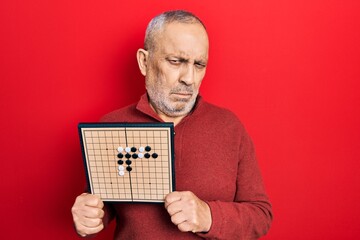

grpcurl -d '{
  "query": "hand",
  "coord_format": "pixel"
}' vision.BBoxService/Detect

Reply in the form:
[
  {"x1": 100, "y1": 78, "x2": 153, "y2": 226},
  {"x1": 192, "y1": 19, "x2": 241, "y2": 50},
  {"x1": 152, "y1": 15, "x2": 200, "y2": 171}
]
[
  {"x1": 71, "y1": 193, "x2": 105, "y2": 237},
  {"x1": 164, "y1": 191, "x2": 212, "y2": 233}
]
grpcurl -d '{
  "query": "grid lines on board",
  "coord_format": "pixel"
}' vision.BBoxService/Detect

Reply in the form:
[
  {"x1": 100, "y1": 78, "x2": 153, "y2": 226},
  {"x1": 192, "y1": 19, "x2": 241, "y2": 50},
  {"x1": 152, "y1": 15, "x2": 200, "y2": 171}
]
[{"x1": 79, "y1": 124, "x2": 174, "y2": 203}]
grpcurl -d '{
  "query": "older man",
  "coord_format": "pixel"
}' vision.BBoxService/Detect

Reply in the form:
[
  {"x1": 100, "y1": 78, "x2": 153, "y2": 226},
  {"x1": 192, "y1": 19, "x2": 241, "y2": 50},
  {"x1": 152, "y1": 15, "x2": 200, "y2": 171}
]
[{"x1": 72, "y1": 10, "x2": 272, "y2": 239}]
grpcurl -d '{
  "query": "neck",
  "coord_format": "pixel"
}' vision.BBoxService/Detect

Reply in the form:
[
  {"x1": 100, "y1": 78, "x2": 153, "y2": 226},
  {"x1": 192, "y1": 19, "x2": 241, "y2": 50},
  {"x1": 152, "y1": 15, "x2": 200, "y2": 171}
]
[
  {"x1": 148, "y1": 103, "x2": 187, "y2": 126},
  {"x1": 157, "y1": 113, "x2": 185, "y2": 126}
]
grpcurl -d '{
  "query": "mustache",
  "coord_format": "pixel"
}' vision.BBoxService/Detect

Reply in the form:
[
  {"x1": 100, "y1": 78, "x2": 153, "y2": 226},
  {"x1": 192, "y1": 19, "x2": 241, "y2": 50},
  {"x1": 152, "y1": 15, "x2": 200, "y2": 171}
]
[{"x1": 170, "y1": 85, "x2": 194, "y2": 94}]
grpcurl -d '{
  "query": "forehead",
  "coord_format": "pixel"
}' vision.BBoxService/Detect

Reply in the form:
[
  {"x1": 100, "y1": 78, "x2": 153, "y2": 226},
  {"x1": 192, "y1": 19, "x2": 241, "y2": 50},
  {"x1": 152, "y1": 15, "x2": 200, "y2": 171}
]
[{"x1": 155, "y1": 22, "x2": 209, "y2": 60}]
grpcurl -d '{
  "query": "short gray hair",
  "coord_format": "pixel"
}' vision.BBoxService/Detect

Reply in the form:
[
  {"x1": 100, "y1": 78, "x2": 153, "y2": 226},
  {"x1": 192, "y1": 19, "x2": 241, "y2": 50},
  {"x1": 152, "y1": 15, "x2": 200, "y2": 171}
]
[{"x1": 144, "y1": 10, "x2": 206, "y2": 51}]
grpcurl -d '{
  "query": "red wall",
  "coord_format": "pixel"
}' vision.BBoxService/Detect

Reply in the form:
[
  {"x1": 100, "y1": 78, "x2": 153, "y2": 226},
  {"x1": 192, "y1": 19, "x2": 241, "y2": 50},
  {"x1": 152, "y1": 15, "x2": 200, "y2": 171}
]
[{"x1": 1, "y1": 1, "x2": 359, "y2": 239}]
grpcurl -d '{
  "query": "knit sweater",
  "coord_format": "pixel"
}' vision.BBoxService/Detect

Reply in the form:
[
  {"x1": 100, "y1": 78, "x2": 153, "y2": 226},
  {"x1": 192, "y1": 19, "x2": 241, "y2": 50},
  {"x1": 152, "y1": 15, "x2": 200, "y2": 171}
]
[{"x1": 100, "y1": 94, "x2": 272, "y2": 239}]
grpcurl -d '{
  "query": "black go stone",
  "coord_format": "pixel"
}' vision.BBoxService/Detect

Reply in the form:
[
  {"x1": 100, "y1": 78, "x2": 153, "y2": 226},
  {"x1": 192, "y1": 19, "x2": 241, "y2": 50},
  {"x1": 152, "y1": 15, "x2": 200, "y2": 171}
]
[
  {"x1": 145, "y1": 146, "x2": 151, "y2": 152},
  {"x1": 117, "y1": 160, "x2": 124, "y2": 165},
  {"x1": 117, "y1": 153, "x2": 124, "y2": 158},
  {"x1": 126, "y1": 160, "x2": 132, "y2": 165},
  {"x1": 132, "y1": 153, "x2": 138, "y2": 159},
  {"x1": 125, "y1": 153, "x2": 131, "y2": 159},
  {"x1": 126, "y1": 166, "x2": 132, "y2": 172},
  {"x1": 144, "y1": 153, "x2": 151, "y2": 159},
  {"x1": 152, "y1": 153, "x2": 158, "y2": 159},
  {"x1": 131, "y1": 147, "x2": 137, "y2": 152}
]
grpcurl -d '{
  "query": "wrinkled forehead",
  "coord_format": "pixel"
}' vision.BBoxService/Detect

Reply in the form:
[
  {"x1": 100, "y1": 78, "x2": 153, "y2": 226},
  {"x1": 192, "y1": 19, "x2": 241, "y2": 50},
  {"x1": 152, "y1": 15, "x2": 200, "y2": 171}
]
[{"x1": 154, "y1": 22, "x2": 209, "y2": 59}]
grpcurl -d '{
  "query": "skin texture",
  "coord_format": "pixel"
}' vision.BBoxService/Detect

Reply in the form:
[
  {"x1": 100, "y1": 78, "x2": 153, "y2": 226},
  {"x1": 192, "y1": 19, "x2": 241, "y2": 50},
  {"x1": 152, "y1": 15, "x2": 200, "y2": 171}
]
[
  {"x1": 71, "y1": 193, "x2": 105, "y2": 237},
  {"x1": 137, "y1": 22, "x2": 209, "y2": 126},
  {"x1": 164, "y1": 191, "x2": 212, "y2": 233},
  {"x1": 72, "y1": 21, "x2": 212, "y2": 236},
  {"x1": 138, "y1": 23, "x2": 212, "y2": 232}
]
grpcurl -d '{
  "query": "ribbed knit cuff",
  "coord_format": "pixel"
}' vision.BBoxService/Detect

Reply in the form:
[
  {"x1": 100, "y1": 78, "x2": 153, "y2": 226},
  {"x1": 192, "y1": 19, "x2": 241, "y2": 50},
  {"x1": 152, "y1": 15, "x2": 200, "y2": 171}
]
[{"x1": 196, "y1": 201, "x2": 223, "y2": 239}]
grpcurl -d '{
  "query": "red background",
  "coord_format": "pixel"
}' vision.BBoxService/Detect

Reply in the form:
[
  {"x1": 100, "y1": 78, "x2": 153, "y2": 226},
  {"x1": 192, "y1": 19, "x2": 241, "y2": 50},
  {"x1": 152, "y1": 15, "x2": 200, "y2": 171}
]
[{"x1": 1, "y1": 1, "x2": 359, "y2": 239}]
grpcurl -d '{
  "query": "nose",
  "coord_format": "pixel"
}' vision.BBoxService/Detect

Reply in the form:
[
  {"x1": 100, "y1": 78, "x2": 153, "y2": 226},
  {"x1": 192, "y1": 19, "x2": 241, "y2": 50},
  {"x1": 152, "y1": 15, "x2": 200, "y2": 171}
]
[{"x1": 179, "y1": 64, "x2": 195, "y2": 85}]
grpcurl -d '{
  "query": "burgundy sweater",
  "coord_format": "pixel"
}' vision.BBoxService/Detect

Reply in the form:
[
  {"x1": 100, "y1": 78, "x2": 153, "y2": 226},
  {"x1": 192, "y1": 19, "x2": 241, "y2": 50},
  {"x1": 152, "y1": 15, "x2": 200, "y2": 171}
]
[{"x1": 100, "y1": 94, "x2": 272, "y2": 239}]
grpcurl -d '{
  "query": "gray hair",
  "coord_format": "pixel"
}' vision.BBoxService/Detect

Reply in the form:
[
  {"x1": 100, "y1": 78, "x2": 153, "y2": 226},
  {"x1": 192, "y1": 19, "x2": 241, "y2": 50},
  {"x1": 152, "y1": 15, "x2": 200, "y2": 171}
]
[{"x1": 144, "y1": 10, "x2": 206, "y2": 52}]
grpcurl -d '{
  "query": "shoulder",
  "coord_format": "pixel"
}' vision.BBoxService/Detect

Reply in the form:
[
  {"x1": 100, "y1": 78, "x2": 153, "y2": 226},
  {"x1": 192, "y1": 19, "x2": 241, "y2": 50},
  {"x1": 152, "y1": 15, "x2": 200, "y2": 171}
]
[
  {"x1": 198, "y1": 100, "x2": 256, "y2": 152},
  {"x1": 195, "y1": 99, "x2": 243, "y2": 126},
  {"x1": 188, "y1": 98, "x2": 248, "y2": 138},
  {"x1": 100, "y1": 103, "x2": 137, "y2": 122}
]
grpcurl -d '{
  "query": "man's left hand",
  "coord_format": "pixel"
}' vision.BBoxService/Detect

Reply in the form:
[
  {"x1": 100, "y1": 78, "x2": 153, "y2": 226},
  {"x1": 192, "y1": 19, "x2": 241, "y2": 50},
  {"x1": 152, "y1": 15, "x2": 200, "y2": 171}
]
[{"x1": 164, "y1": 191, "x2": 212, "y2": 233}]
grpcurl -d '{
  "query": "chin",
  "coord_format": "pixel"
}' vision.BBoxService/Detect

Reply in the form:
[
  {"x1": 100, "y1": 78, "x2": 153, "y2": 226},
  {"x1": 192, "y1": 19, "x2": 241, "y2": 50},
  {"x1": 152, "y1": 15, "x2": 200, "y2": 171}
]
[{"x1": 168, "y1": 104, "x2": 194, "y2": 117}]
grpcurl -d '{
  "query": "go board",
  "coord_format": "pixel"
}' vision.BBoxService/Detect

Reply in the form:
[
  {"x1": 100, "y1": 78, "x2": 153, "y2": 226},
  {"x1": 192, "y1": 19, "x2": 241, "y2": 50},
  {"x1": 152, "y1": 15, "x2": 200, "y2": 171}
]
[{"x1": 78, "y1": 123, "x2": 175, "y2": 203}]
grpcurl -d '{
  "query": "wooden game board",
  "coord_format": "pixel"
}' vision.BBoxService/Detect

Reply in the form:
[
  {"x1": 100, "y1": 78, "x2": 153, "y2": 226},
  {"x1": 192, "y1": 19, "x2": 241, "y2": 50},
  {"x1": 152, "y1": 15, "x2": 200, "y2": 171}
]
[{"x1": 78, "y1": 123, "x2": 175, "y2": 203}]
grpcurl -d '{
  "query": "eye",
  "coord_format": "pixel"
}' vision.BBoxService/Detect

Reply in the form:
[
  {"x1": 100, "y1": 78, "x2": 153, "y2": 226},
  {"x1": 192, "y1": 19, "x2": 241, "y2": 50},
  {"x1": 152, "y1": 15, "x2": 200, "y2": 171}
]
[
  {"x1": 195, "y1": 62, "x2": 206, "y2": 69},
  {"x1": 167, "y1": 58, "x2": 181, "y2": 65}
]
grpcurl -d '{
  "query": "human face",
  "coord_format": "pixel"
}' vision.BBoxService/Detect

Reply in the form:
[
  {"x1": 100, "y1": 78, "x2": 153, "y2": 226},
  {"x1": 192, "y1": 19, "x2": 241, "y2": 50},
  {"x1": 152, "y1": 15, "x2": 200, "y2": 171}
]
[{"x1": 145, "y1": 22, "x2": 209, "y2": 118}]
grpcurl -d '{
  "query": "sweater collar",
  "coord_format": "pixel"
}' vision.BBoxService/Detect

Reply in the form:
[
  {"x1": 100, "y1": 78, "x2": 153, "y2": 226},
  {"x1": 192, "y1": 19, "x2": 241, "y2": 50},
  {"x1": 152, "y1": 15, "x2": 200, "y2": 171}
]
[{"x1": 135, "y1": 93, "x2": 203, "y2": 124}]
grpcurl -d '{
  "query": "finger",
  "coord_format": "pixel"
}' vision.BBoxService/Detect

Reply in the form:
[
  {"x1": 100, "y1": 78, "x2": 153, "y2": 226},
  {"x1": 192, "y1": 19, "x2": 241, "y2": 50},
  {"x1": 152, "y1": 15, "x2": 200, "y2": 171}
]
[
  {"x1": 72, "y1": 206, "x2": 104, "y2": 225},
  {"x1": 176, "y1": 221, "x2": 193, "y2": 233},
  {"x1": 81, "y1": 206, "x2": 105, "y2": 219},
  {"x1": 170, "y1": 211, "x2": 187, "y2": 226},
  {"x1": 84, "y1": 194, "x2": 104, "y2": 209},
  {"x1": 80, "y1": 216, "x2": 104, "y2": 228},
  {"x1": 75, "y1": 193, "x2": 103, "y2": 208},
  {"x1": 166, "y1": 200, "x2": 183, "y2": 216},
  {"x1": 164, "y1": 191, "x2": 182, "y2": 208},
  {"x1": 72, "y1": 200, "x2": 105, "y2": 219},
  {"x1": 75, "y1": 222, "x2": 104, "y2": 236},
  {"x1": 73, "y1": 210, "x2": 104, "y2": 236}
]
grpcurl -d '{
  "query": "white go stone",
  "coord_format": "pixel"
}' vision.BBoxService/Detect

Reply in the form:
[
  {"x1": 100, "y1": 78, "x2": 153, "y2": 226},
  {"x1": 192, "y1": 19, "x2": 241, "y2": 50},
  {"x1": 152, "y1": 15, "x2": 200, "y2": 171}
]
[
  {"x1": 118, "y1": 165, "x2": 124, "y2": 171},
  {"x1": 117, "y1": 147, "x2": 123, "y2": 152},
  {"x1": 118, "y1": 170, "x2": 125, "y2": 176},
  {"x1": 139, "y1": 147, "x2": 145, "y2": 153},
  {"x1": 125, "y1": 147, "x2": 131, "y2": 153},
  {"x1": 138, "y1": 153, "x2": 144, "y2": 158}
]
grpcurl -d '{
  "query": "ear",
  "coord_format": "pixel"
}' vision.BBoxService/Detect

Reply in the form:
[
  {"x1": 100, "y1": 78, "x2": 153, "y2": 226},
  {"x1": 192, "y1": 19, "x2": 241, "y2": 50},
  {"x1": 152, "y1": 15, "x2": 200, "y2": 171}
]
[{"x1": 137, "y1": 48, "x2": 149, "y2": 76}]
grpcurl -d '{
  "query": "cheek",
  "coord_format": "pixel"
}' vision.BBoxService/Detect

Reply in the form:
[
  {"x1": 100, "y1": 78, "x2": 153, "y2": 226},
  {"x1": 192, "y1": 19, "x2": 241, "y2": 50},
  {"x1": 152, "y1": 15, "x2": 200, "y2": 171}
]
[
  {"x1": 147, "y1": 65, "x2": 164, "y2": 85},
  {"x1": 195, "y1": 71, "x2": 206, "y2": 87},
  {"x1": 160, "y1": 68, "x2": 181, "y2": 87}
]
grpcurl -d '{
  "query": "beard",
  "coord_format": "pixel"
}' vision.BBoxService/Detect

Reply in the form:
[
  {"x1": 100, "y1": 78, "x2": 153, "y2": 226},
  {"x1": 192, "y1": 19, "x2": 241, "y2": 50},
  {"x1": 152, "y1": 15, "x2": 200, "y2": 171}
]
[{"x1": 146, "y1": 81, "x2": 198, "y2": 117}]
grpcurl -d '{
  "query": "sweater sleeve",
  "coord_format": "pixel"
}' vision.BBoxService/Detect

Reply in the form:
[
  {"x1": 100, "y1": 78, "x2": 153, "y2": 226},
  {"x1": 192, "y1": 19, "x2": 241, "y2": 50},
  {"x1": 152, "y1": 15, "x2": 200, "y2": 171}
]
[
  {"x1": 197, "y1": 128, "x2": 273, "y2": 239},
  {"x1": 102, "y1": 203, "x2": 116, "y2": 228}
]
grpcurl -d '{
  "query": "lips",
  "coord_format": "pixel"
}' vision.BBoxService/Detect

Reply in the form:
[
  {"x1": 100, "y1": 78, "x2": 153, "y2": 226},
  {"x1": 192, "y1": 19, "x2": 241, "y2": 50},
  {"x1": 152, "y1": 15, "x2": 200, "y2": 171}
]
[
  {"x1": 171, "y1": 92, "x2": 193, "y2": 102},
  {"x1": 170, "y1": 86, "x2": 194, "y2": 100},
  {"x1": 172, "y1": 92, "x2": 193, "y2": 98},
  {"x1": 173, "y1": 92, "x2": 192, "y2": 96},
  {"x1": 170, "y1": 88, "x2": 193, "y2": 95}
]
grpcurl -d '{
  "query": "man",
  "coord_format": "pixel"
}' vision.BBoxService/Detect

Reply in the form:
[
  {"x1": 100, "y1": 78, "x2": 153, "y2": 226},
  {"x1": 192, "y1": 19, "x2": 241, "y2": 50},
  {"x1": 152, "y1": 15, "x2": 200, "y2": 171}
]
[{"x1": 72, "y1": 10, "x2": 272, "y2": 239}]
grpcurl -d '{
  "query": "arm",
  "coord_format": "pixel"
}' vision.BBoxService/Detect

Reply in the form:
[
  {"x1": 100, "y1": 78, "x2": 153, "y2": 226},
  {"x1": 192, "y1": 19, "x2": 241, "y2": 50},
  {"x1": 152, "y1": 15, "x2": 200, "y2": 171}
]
[
  {"x1": 199, "y1": 130, "x2": 273, "y2": 239},
  {"x1": 165, "y1": 128, "x2": 272, "y2": 239}
]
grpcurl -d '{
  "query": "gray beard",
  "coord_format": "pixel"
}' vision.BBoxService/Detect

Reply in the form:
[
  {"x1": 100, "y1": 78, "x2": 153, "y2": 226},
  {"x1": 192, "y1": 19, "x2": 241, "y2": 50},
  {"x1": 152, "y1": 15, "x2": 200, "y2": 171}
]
[{"x1": 146, "y1": 85, "x2": 197, "y2": 117}]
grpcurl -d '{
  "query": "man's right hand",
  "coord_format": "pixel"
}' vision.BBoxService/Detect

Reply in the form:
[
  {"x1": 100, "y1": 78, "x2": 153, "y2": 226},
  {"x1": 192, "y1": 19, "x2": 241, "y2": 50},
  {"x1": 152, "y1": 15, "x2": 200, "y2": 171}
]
[{"x1": 71, "y1": 193, "x2": 105, "y2": 237}]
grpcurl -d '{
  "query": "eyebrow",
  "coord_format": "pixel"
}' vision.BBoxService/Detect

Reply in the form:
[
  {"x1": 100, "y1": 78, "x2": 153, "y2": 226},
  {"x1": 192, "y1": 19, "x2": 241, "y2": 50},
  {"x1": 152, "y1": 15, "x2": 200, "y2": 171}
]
[{"x1": 166, "y1": 56, "x2": 207, "y2": 65}]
